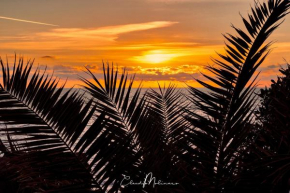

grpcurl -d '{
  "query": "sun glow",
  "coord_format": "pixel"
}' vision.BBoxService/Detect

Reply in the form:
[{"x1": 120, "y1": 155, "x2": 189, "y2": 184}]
[{"x1": 133, "y1": 50, "x2": 181, "y2": 64}]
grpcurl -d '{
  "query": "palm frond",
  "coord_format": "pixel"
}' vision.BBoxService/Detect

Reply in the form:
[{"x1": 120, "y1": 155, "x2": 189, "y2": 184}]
[
  {"x1": 140, "y1": 84, "x2": 187, "y2": 149},
  {"x1": 134, "y1": 84, "x2": 193, "y2": 192},
  {"x1": 81, "y1": 63, "x2": 147, "y2": 192},
  {"x1": 0, "y1": 56, "x2": 103, "y2": 192},
  {"x1": 186, "y1": 0, "x2": 290, "y2": 191}
]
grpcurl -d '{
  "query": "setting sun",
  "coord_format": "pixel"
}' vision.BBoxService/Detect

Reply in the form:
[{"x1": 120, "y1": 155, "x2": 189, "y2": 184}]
[{"x1": 132, "y1": 50, "x2": 181, "y2": 64}]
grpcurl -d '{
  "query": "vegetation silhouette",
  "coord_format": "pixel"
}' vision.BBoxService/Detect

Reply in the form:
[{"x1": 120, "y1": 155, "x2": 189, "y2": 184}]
[{"x1": 0, "y1": 0, "x2": 290, "y2": 192}]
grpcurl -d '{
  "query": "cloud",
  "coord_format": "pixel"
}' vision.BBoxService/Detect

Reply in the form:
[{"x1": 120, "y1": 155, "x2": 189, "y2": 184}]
[
  {"x1": 136, "y1": 72, "x2": 200, "y2": 81},
  {"x1": 37, "y1": 21, "x2": 178, "y2": 40},
  {"x1": 51, "y1": 65, "x2": 83, "y2": 78},
  {"x1": 129, "y1": 65, "x2": 203, "y2": 81},
  {"x1": 74, "y1": 64, "x2": 203, "y2": 83},
  {"x1": 85, "y1": 64, "x2": 98, "y2": 70},
  {"x1": 260, "y1": 64, "x2": 286, "y2": 71},
  {"x1": 266, "y1": 64, "x2": 279, "y2": 69},
  {"x1": 0, "y1": 21, "x2": 179, "y2": 51},
  {"x1": 53, "y1": 65, "x2": 76, "y2": 73},
  {"x1": 258, "y1": 64, "x2": 288, "y2": 79},
  {"x1": 41, "y1": 56, "x2": 55, "y2": 59}
]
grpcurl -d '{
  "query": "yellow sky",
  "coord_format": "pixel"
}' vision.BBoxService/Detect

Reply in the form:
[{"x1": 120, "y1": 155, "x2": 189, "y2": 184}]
[{"x1": 0, "y1": 0, "x2": 290, "y2": 88}]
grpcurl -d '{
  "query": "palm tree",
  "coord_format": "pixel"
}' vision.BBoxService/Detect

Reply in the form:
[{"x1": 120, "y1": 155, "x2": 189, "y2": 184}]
[{"x1": 185, "y1": 0, "x2": 290, "y2": 192}]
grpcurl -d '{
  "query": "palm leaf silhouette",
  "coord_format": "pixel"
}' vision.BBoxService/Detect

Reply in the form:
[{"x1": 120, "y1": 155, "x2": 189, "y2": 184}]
[
  {"x1": 185, "y1": 0, "x2": 290, "y2": 191},
  {"x1": 0, "y1": 56, "x2": 103, "y2": 192},
  {"x1": 135, "y1": 84, "x2": 192, "y2": 192},
  {"x1": 81, "y1": 63, "x2": 148, "y2": 192}
]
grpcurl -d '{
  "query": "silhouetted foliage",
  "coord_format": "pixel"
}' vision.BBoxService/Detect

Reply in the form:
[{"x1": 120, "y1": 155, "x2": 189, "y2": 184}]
[
  {"x1": 240, "y1": 64, "x2": 290, "y2": 193},
  {"x1": 258, "y1": 64, "x2": 290, "y2": 154},
  {"x1": 0, "y1": 0, "x2": 290, "y2": 193},
  {"x1": 0, "y1": 57, "x2": 103, "y2": 192}
]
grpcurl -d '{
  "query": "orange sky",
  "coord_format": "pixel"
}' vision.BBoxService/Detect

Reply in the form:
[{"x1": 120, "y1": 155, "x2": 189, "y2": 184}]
[{"x1": 0, "y1": 0, "x2": 290, "y2": 88}]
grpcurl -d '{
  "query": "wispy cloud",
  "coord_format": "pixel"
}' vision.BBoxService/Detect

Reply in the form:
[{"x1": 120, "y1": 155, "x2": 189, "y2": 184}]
[
  {"x1": 0, "y1": 16, "x2": 58, "y2": 26},
  {"x1": 38, "y1": 21, "x2": 178, "y2": 39},
  {"x1": 0, "y1": 21, "x2": 180, "y2": 51}
]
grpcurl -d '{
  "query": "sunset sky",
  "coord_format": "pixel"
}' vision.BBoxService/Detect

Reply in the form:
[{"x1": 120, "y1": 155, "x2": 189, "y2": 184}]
[{"x1": 1, "y1": 0, "x2": 290, "y2": 88}]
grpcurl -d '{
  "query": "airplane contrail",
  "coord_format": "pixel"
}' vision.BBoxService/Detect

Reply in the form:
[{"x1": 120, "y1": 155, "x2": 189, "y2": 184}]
[{"x1": 0, "y1": 16, "x2": 58, "y2": 26}]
